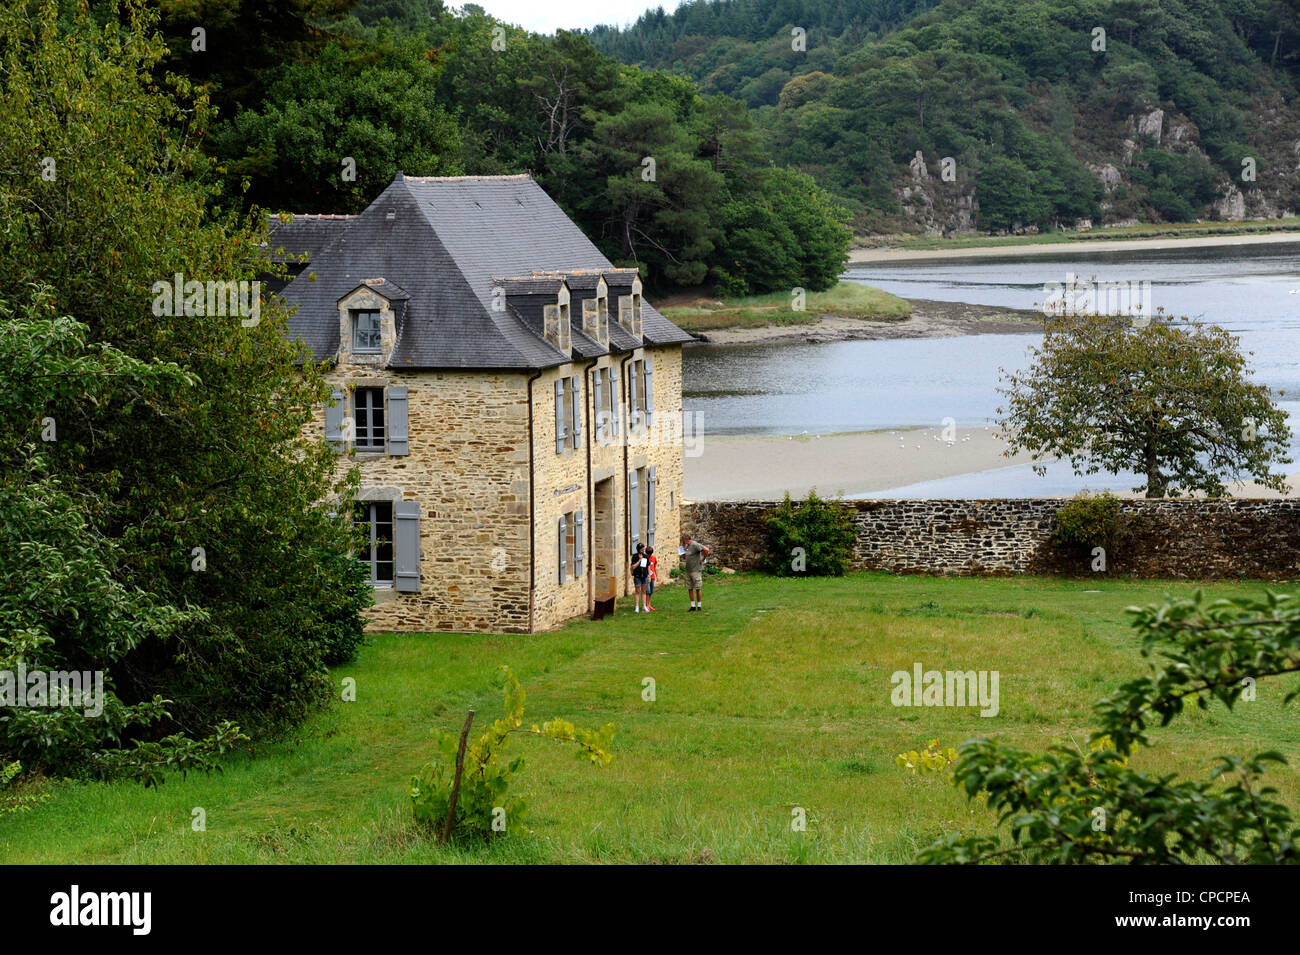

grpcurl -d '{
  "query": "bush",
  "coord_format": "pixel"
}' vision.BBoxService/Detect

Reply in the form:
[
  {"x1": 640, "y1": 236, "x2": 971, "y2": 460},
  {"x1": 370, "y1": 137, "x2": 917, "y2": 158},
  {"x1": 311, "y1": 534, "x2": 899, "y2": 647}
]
[
  {"x1": 410, "y1": 666, "x2": 614, "y2": 841},
  {"x1": 1051, "y1": 491, "x2": 1123, "y2": 552},
  {"x1": 764, "y1": 490, "x2": 856, "y2": 576}
]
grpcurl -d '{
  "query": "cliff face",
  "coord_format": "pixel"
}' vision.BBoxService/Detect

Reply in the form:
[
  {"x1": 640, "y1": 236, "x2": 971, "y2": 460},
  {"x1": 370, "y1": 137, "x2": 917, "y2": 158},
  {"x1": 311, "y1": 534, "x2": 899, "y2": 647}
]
[{"x1": 892, "y1": 103, "x2": 1300, "y2": 236}]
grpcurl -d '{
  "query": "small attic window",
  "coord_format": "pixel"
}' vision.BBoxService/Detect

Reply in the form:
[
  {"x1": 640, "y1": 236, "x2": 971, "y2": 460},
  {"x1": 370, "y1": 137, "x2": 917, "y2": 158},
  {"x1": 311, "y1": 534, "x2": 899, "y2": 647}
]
[
  {"x1": 352, "y1": 310, "x2": 382, "y2": 353},
  {"x1": 385, "y1": 211, "x2": 396, "y2": 221}
]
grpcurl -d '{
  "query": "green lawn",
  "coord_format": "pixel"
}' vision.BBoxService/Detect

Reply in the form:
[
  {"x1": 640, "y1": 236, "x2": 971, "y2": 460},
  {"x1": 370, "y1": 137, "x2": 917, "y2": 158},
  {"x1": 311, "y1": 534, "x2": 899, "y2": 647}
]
[
  {"x1": 660, "y1": 281, "x2": 911, "y2": 333},
  {"x1": 4, "y1": 573, "x2": 1299, "y2": 864}
]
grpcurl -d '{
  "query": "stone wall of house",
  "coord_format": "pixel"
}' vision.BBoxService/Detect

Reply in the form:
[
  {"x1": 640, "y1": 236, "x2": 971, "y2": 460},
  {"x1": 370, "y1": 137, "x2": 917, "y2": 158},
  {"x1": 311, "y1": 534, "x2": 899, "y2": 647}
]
[
  {"x1": 317, "y1": 342, "x2": 687, "y2": 634},
  {"x1": 530, "y1": 344, "x2": 686, "y2": 630},
  {"x1": 320, "y1": 367, "x2": 533, "y2": 634},
  {"x1": 682, "y1": 498, "x2": 1300, "y2": 580}
]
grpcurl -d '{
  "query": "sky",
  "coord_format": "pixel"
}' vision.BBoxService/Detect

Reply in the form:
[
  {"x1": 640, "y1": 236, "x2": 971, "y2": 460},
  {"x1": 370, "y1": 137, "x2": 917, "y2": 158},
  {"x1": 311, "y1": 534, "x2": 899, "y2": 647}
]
[{"x1": 467, "y1": 0, "x2": 683, "y2": 34}]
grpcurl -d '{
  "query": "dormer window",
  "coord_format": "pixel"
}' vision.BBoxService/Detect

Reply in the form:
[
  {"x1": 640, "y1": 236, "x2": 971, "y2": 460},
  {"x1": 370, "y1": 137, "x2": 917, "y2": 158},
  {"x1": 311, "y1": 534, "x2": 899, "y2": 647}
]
[
  {"x1": 543, "y1": 290, "x2": 572, "y2": 352},
  {"x1": 582, "y1": 289, "x2": 610, "y2": 346},
  {"x1": 352, "y1": 310, "x2": 382, "y2": 353}
]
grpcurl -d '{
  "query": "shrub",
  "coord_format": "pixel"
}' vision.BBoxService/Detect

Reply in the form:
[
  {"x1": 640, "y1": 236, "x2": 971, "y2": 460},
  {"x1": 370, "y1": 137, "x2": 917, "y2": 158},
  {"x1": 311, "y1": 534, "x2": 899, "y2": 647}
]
[
  {"x1": 409, "y1": 666, "x2": 615, "y2": 841},
  {"x1": 0, "y1": 761, "x2": 47, "y2": 818},
  {"x1": 764, "y1": 490, "x2": 856, "y2": 576},
  {"x1": 1051, "y1": 491, "x2": 1123, "y2": 553}
]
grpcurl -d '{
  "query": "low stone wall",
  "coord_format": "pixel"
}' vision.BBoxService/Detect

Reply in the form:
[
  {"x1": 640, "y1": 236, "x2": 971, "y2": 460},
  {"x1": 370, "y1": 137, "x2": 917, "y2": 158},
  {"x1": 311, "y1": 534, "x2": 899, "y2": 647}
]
[{"x1": 682, "y1": 499, "x2": 1300, "y2": 580}]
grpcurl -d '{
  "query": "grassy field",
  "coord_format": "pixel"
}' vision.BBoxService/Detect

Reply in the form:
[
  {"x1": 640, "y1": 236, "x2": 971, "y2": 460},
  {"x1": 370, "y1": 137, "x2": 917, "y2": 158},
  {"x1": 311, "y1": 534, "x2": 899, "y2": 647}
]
[
  {"x1": 660, "y1": 281, "x2": 911, "y2": 333},
  {"x1": 861, "y1": 218, "x2": 1300, "y2": 252},
  {"x1": 3, "y1": 572, "x2": 1298, "y2": 864}
]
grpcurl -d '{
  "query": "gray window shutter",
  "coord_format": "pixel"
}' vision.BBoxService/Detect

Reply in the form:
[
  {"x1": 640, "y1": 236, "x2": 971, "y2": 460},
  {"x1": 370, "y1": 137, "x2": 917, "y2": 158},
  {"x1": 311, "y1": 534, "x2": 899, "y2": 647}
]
[
  {"x1": 629, "y1": 468, "x2": 640, "y2": 551},
  {"x1": 395, "y1": 501, "x2": 421, "y2": 593},
  {"x1": 325, "y1": 387, "x2": 346, "y2": 453},
  {"x1": 593, "y1": 368, "x2": 604, "y2": 441},
  {"x1": 647, "y1": 466, "x2": 657, "y2": 548},
  {"x1": 387, "y1": 385, "x2": 409, "y2": 456},
  {"x1": 571, "y1": 374, "x2": 582, "y2": 448},
  {"x1": 628, "y1": 361, "x2": 640, "y2": 430},
  {"x1": 554, "y1": 378, "x2": 566, "y2": 454},
  {"x1": 644, "y1": 356, "x2": 654, "y2": 428},
  {"x1": 575, "y1": 509, "x2": 585, "y2": 577},
  {"x1": 610, "y1": 365, "x2": 620, "y2": 435},
  {"x1": 558, "y1": 514, "x2": 568, "y2": 583}
]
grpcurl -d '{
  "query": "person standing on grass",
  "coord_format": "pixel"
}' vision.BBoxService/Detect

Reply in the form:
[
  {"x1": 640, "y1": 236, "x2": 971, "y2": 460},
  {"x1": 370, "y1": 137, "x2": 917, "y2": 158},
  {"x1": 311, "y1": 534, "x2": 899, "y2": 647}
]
[
  {"x1": 631, "y1": 543, "x2": 649, "y2": 613},
  {"x1": 645, "y1": 546, "x2": 658, "y2": 611},
  {"x1": 680, "y1": 533, "x2": 710, "y2": 612}
]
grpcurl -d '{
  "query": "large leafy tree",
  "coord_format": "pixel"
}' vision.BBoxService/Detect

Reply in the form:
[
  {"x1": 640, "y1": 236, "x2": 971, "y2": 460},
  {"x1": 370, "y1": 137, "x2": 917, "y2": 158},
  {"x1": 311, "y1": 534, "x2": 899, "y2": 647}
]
[
  {"x1": 921, "y1": 589, "x2": 1300, "y2": 864},
  {"x1": 997, "y1": 314, "x2": 1292, "y2": 497},
  {"x1": 0, "y1": 1, "x2": 369, "y2": 763},
  {"x1": 207, "y1": 23, "x2": 464, "y2": 212}
]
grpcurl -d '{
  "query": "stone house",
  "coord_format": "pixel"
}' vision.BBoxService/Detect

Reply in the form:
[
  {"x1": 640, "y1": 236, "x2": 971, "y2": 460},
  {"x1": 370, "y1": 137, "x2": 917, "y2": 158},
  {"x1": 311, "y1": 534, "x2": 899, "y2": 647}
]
[{"x1": 270, "y1": 173, "x2": 694, "y2": 633}]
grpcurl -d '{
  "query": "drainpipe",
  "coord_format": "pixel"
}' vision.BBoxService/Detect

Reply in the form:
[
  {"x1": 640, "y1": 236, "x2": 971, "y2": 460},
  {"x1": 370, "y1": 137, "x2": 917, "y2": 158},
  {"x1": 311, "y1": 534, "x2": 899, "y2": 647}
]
[
  {"x1": 619, "y1": 350, "x2": 636, "y2": 596},
  {"x1": 526, "y1": 368, "x2": 543, "y2": 634},
  {"x1": 583, "y1": 358, "x2": 598, "y2": 614}
]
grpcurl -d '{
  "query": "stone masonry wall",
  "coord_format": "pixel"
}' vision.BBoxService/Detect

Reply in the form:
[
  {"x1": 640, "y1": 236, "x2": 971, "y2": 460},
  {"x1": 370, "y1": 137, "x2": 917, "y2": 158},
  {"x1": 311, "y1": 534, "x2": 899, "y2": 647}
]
[
  {"x1": 317, "y1": 343, "x2": 688, "y2": 634},
  {"x1": 321, "y1": 367, "x2": 533, "y2": 633},
  {"x1": 683, "y1": 499, "x2": 1300, "y2": 580}
]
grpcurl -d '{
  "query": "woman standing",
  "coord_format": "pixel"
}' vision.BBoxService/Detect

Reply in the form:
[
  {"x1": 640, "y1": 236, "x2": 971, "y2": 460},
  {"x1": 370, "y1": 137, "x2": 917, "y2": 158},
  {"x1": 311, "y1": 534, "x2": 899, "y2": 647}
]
[{"x1": 631, "y1": 543, "x2": 649, "y2": 613}]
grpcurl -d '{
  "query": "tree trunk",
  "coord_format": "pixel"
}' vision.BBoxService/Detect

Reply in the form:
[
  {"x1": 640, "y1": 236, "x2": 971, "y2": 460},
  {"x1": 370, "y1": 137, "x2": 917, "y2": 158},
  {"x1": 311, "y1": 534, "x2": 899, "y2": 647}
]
[
  {"x1": 1144, "y1": 437, "x2": 1165, "y2": 498},
  {"x1": 439, "y1": 709, "x2": 475, "y2": 845}
]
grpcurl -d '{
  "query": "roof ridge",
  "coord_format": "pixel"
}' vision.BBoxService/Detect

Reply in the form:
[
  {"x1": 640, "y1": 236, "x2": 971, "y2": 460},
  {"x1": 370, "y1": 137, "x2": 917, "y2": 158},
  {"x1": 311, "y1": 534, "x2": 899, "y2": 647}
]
[
  {"x1": 268, "y1": 212, "x2": 359, "y2": 220},
  {"x1": 403, "y1": 174, "x2": 533, "y2": 182}
]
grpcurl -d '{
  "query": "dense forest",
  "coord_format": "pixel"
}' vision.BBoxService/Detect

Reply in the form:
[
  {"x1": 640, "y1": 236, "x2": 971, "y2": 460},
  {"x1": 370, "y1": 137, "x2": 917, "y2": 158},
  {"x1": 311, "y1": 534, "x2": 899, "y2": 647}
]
[
  {"x1": 587, "y1": 0, "x2": 1300, "y2": 232},
  {"x1": 143, "y1": 0, "x2": 851, "y2": 296}
]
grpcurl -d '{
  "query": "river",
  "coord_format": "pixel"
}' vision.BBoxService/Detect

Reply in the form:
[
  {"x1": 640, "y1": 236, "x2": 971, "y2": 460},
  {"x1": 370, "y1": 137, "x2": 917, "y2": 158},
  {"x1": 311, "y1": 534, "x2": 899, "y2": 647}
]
[{"x1": 681, "y1": 240, "x2": 1300, "y2": 496}]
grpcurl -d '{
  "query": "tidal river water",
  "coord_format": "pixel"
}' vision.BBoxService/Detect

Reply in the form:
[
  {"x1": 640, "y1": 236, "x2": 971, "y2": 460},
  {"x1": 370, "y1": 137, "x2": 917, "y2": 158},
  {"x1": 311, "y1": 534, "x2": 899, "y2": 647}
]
[{"x1": 681, "y1": 240, "x2": 1300, "y2": 496}]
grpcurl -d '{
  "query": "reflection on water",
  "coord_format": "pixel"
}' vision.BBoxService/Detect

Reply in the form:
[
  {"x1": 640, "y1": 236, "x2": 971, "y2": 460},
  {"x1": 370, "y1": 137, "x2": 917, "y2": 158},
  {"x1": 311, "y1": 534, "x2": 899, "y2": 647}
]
[{"x1": 683, "y1": 241, "x2": 1300, "y2": 496}]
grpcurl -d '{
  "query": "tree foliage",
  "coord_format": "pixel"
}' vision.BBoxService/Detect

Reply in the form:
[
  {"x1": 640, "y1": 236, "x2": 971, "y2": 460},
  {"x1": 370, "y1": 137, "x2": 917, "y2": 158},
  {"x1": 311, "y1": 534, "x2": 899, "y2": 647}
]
[
  {"x1": 197, "y1": 6, "x2": 851, "y2": 292},
  {"x1": 586, "y1": 0, "x2": 1300, "y2": 230},
  {"x1": 997, "y1": 314, "x2": 1291, "y2": 497},
  {"x1": 0, "y1": 1, "x2": 368, "y2": 778}
]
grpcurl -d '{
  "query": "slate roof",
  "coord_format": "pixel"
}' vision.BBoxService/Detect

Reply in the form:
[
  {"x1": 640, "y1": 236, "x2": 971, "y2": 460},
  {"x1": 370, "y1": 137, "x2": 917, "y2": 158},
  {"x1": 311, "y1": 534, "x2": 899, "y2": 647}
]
[
  {"x1": 277, "y1": 174, "x2": 695, "y2": 370},
  {"x1": 265, "y1": 214, "x2": 357, "y2": 263}
]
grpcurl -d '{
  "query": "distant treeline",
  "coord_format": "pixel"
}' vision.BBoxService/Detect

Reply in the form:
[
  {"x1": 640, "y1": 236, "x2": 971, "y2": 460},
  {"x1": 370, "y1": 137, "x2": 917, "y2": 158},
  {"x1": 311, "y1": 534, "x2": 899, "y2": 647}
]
[
  {"x1": 126, "y1": 0, "x2": 852, "y2": 294},
  {"x1": 585, "y1": 0, "x2": 1300, "y2": 232}
]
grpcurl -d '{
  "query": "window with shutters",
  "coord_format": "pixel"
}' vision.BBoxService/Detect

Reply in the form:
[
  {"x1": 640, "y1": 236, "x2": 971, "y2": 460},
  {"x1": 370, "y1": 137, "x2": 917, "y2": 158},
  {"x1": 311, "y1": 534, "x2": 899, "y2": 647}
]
[
  {"x1": 628, "y1": 359, "x2": 652, "y2": 431},
  {"x1": 558, "y1": 509, "x2": 583, "y2": 583},
  {"x1": 595, "y1": 367, "x2": 617, "y2": 444},
  {"x1": 354, "y1": 501, "x2": 394, "y2": 585},
  {"x1": 565, "y1": 510, "x2": 577, "y2": 580},
  {"x1": 352, "y1": 310, "x2": 382, "y2": 354},
  {"x1": 354, "y1": 387, "x2": 385, "y2": 450},
  {"x1": 569, "y1": 374, "x2": 581, "y2": 449},
  {"x1": 628, "y1": 360, "x2": 641, "y2": 430}
]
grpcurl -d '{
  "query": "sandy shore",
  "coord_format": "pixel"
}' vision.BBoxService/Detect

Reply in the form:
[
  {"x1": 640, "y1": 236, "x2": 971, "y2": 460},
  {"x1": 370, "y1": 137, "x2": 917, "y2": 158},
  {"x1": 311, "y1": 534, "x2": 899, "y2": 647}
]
[
  {"x1": 686, "y1": 427, "x2": 1033, "y2": 500},
  {"x1": 688, "y1": 299, "x2": 1043, "y2": 347},
  {"x1": 849, "y1": 230, "x2": 1300, "y2": 264},
  {"x1": 684, "y1": 427, "x2": 1298, "y2": 501}
]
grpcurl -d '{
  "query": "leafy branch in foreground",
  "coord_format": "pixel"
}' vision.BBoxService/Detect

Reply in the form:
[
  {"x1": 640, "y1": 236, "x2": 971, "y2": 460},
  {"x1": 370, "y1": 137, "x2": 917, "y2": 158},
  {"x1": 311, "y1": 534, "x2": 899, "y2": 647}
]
[
  {"x1": 409, "y1": 666, "x2": 615, "y2": 840},
  {"x1": 919, "y1": 590, "x2": 1300, "y2": 864}
]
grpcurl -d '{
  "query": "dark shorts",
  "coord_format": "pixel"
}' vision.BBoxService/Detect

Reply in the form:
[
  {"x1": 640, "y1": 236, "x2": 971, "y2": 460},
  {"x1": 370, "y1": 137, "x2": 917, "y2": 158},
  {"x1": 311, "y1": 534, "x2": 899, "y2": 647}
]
[
  {"x1": 633, "y1": 570, "x2": 648, "y2": 586},
  {"x1": 646, "y1": 578, "x2": 655, "y2": 596}
]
